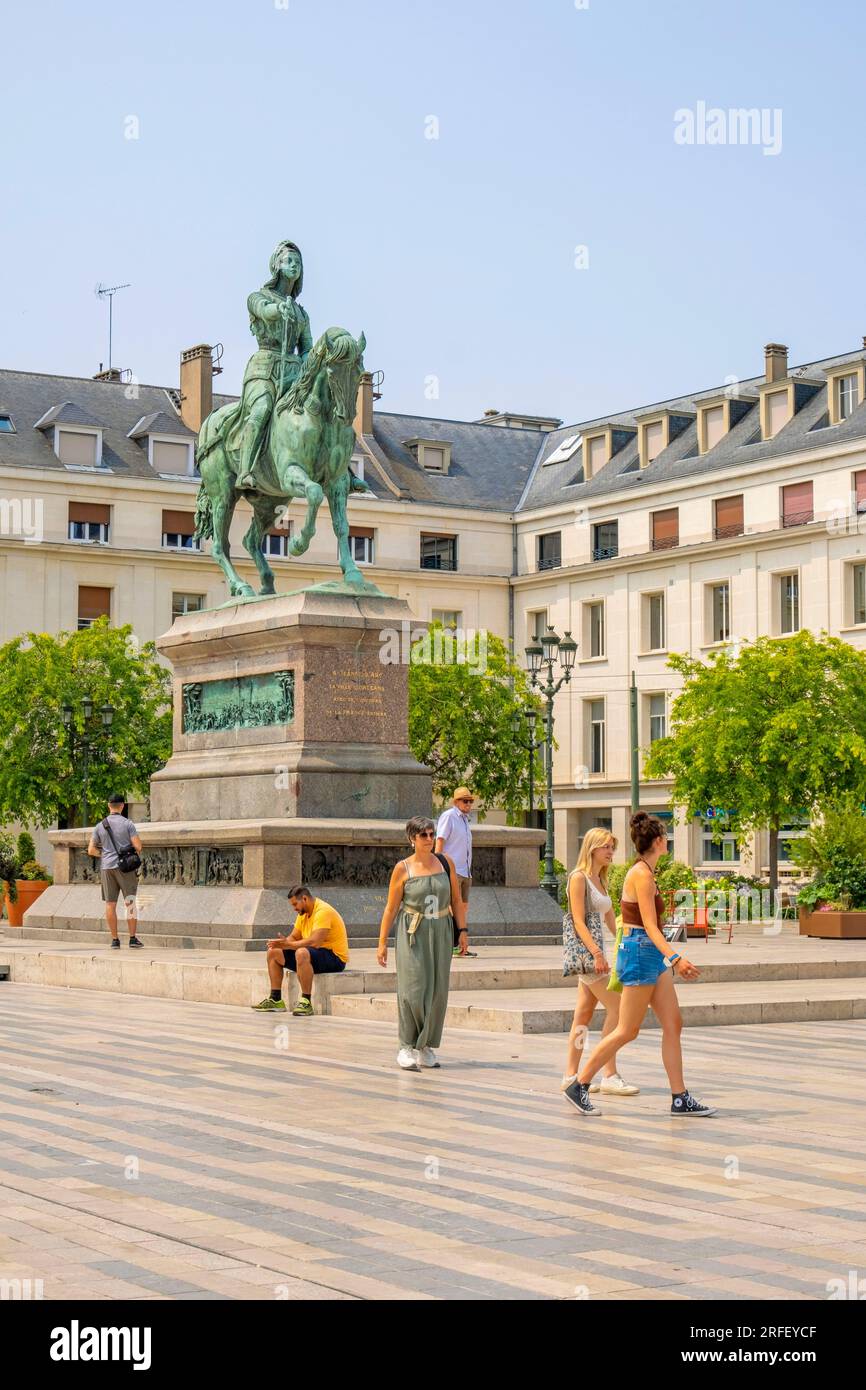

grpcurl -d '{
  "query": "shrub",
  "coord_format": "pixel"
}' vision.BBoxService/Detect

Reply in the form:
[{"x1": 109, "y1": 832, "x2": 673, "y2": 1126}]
[
  {"x1": 16, "y1": 831, "x2": 36, "y2": 865},
  {"x1": 18, "y1": 860, "x2": 52, "y2": 884},
  {"x1": 0, "y1": 832, "x2": 20, "y2": 904},
  {"x1": 792, "y1": 805, "x2": 866, "y2": 911},
  {"x1": 789, "y1": 805, "x2": 866, "y2": 876}
]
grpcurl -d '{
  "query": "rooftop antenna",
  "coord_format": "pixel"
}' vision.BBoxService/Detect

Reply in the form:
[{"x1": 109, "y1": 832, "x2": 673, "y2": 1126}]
[{"x1": 94, "y1": 282, "x2": 131, "y2": 371}]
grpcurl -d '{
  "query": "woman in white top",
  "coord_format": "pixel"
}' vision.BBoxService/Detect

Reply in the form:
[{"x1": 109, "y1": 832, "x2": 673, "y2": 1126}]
[{"x1": 561, "y1": 828, "x2": 639, "y2": 1102}]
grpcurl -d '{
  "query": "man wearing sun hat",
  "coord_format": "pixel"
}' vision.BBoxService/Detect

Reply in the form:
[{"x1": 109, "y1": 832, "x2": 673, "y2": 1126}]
[{"x1": 436, "y1": 786, "x2": 478, "y2": 957}]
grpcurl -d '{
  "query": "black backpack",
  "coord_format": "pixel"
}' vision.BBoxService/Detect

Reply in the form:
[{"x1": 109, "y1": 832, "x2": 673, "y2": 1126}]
[{"x1": 101, "y1": 817, "x2": 142, "y2": 875}]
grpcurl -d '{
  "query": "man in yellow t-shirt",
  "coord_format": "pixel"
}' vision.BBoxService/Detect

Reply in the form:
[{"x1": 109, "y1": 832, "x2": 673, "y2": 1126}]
[{"x1": 253, "y1": 885, "x2": 349, "y2": 1018}]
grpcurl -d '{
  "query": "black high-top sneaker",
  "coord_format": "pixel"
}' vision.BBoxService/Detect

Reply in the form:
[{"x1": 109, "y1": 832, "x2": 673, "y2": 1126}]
[
  {"x1": 563, "y1": 1079, "x2": 601, "y2": 1116},
  {"x1": 671, "y1": 1090, "x2": 717, "y2": 1117}
]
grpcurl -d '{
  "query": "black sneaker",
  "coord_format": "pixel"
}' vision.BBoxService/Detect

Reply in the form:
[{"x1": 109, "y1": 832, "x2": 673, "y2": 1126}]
[
  {"x1": 563, "y1": 1080, "x2": 600, "y2": 1116},
  {"x1": 671, "y1": 1090, "x2": 717, "y2": 1117},
  {"x1": 110, "y1": 938, "x2": 121, "y2": 950},
  {"x1": 128, "y1": 936, "x2": 144, "y2": 949}
]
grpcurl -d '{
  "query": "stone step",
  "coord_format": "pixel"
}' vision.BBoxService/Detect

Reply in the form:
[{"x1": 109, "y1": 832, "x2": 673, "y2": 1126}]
[
  {"x1": 11, "y1": 926, "x2": 559, "y2": 952},
  {"x1": 329, "y1": 978, "x2": 866, "y2": 1032}
]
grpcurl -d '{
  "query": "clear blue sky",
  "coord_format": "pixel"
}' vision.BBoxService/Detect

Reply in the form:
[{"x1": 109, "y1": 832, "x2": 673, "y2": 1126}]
[{"x1": 2, "y1": 0, "x2": 864, "y2": 425}]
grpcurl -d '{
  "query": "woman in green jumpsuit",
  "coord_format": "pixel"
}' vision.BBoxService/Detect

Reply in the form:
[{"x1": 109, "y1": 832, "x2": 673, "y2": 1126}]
[{"x1": 378, "y1": 816, "x2": 469, "y2": 1071}]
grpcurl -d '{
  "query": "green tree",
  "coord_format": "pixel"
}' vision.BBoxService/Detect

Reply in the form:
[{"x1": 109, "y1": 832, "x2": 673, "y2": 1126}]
[
  {"x1": 408, "y1": 625, "x2": 542, "y2": 822},
  {"x1": 645, "y1": 631, "x2": 866, "y2": 893},
  {"x1": 0, "y1": 620, "x2": 172, "y2": 828}
]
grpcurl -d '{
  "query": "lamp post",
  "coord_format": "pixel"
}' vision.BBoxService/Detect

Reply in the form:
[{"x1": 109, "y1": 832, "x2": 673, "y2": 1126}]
[
  {"x1": 524, "y1": 627, "x2": 578, "y2": 899},
  {"x1": 511, "y1": 703, "x2": 544, "y2": 826},
  {"x1": 62, "y1": 697, "x2": 114, "y2": 827}
]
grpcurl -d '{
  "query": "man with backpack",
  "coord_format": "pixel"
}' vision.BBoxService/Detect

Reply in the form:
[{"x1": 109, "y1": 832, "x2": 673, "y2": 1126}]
[{"x1": 87, "y1": 795, "x2": 144, "y2": 949}]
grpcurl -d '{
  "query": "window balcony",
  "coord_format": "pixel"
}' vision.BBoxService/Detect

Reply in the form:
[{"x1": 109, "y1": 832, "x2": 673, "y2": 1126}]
[
  {"x1": 782, "y1": 509, "x2": 814, "y2": 529},
  {"x1": 713, "y1": 522, "x2": 744, "y2": 540},
  {"x1": 651, "y1": 534, "x2": 679, "y2": 552}
]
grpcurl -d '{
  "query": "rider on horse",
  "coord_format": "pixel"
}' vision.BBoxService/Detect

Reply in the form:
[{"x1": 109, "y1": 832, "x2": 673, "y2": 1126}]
[{"x1": 203, "y1": 240, "x2": 313, "y2": 492}]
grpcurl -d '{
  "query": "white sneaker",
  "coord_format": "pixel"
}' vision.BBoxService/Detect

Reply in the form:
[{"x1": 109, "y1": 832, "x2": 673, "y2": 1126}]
[
  {"x1": 397, "y1": 1047, "x2": 421, "y2": 1071},
  {"x1": 599, "y1": 1072, "x2": 640, "y2": 1096},
  {"x1": 418, "y1": 1047, "x2": 440, "y2": 1068}
]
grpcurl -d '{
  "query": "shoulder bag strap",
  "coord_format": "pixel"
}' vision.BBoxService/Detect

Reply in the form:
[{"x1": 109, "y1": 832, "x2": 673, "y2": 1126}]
[{"x1": 101, "y1": 817, "x2": 120, "y2": 853}]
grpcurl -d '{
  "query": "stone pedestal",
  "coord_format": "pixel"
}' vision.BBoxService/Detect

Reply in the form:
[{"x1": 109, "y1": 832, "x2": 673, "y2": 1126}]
[{"x1": 149, "y1": 589, "x2": 432, "y2": 823}]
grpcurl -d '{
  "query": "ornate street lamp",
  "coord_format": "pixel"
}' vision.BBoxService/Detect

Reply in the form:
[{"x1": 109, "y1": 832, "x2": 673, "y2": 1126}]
[
  {"x1": 512, "y1": 702, "x2": 544, "y2": 825},
  {"x1": 525, "y1": 628, "x2": 578, "y2": 899}
]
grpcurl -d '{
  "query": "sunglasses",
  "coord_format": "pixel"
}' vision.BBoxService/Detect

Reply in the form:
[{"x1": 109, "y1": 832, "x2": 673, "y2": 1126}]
[
  {"x1": 457, "y1": 798, "x2": 474, "y2": 804},
  {"x1": 415, "y1": 829, "x2": 435, "y2": 838}
]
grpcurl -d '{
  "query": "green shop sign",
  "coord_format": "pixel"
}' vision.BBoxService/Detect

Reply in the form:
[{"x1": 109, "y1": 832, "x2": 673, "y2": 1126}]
[{"x1": 182, "y1": 671, "x2": 295, "y2": 734}]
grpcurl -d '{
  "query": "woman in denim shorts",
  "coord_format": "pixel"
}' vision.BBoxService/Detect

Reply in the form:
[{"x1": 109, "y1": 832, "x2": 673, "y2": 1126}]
[{"x1": 564, "y1": 812, "x2": 717, "y2": 1119}]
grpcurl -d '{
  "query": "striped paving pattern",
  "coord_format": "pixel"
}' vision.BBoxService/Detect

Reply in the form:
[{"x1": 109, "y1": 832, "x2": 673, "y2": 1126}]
[{"x1": 0, "y1": 982, "x2": 864, "y2": 1300}]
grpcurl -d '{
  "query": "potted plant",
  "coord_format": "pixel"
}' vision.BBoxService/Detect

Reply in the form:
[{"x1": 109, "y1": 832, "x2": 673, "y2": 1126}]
[
  {"x1": 1, "y1": 831, "x2": 53, "y2": 927},
  {"x1": 791, "y1": 806, "x2": 866, "y2": 939}
]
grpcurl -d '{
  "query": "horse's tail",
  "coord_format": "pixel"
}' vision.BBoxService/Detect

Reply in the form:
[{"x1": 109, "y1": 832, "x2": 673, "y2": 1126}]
[{"x1": 194, "y1": 484, "x2": 214, "y2": 541}]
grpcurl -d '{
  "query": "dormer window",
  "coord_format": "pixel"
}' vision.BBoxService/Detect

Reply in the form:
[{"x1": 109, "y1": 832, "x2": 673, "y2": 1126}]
[
  {"x1": 404, "y1": 438, "x2": 452, "y2": 474},
  {"x1": 825, "y1": 360, "x2": 865, "y2": 425},
  {"x1": 34, "y1": 402, "x2": 105, "y2": 467},
  {"x1": 128, "y1": 413, "x2": 196, "y2": 476},
  {"x1": 635, "y1": 410, "x2": 694, "y2": 469},
  {"x1": 696, "y1": 394, "x2": 756, "y2": 455},
  {"x1": 757, "y1": 357, "x2": 822, "y2": 440},
  {"x1": 579, "y1": 426, "x2": 636, "y2": 479}
]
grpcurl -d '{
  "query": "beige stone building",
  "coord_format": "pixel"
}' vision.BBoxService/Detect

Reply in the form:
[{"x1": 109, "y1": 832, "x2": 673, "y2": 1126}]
[{"x1": 2, "y1": 337, "x2": 866, "y2": 871}]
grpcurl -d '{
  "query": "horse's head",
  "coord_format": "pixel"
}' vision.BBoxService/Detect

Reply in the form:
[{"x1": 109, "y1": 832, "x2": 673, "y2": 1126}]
[
  {"x1": 319, "y1": 327, "x2": 366, "y2": 424},
  {"x1": 279, "y1": 328, "x2": 366, "y2": 423}
]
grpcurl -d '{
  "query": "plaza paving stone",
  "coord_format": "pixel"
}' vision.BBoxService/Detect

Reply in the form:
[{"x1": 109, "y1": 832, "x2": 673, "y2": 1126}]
[{"x1": 0, "y1": 980, "x2": 864, "y2": 1301}]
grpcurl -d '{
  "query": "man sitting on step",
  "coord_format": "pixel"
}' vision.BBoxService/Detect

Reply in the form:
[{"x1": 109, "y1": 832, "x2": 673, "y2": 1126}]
[{"x1": 252, "y1": 885, "x2": 349, "y2": 1017}]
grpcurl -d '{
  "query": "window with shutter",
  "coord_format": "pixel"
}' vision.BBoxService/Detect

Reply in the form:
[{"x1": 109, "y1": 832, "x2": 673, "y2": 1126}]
[
  {"x1": 781, "y1": 482, "x2": 813, "y2": 528},
  {"x1": 714, "y1": 494, "x2": 743, "y2": 539},
  {"x1": 703, "y1": 404, "x2": 726, "y2": 452},
  {"x1": 162, "y1": 510, "x2": 199, "y2": 550},
  {"x1": 349, "y1": 527, "x2": 375, "y2": 564},
  {"x1": 68, "y1": 502, "x2": 110, "y2": 543},
  {"x1": 765, "y1": 389, "x2": 790, "y2": 438},
  {"x1": 58, "y1": 430, "x2": 98, "y2": 466},
  {"x1": 77, "y1": 586, "x2": 111, "y2": 629},
  {"x1": 152, "y1": 440, "x2": 191, "y2": 475},
  {"x1": 652, "y1": 509, "x2": 679, "y2": 551}
]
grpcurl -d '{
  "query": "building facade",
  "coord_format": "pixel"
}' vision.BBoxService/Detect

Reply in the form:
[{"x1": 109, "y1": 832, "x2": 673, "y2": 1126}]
[{"x1": 2, "y1": 338, "x2": 865, "y2": 870}]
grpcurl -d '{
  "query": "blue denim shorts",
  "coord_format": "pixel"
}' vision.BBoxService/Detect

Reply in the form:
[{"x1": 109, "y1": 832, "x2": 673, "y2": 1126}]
[{"x1": 617, "y1": 929, "x2": 666, "y2": 987}]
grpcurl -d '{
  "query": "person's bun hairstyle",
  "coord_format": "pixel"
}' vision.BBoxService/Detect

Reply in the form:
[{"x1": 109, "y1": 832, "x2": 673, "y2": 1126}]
[{"x1": 630, "y1": 811, "x2": 667, "y2": 854}]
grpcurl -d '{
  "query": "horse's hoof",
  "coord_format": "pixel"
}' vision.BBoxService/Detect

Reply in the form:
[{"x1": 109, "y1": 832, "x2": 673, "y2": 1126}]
[{"x1": 231, "y1": 584, "x2": 256, "y2": 600}]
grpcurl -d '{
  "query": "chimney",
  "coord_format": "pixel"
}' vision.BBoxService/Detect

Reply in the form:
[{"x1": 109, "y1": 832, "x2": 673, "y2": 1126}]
[
  {"x1": 354, "y1": 371, "x2": 374, "y2": 437},
  {"x1": 93, "y1": 365, "x2": 122, "y2": 382},
  {"x1": 180, "y1": 344, "x2": 214, "y2": 432},
  {"x1": 764, "y1": 343, "x2": 788, "y2": 383}
]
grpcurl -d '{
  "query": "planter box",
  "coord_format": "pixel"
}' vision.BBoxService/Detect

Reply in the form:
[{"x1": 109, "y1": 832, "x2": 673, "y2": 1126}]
[
  {"x1": 3, "y1": 880, "x2": 50, "y2": 927},
  {"x1": 799, "y1": 907, "x2": 866, "y2": 939}
]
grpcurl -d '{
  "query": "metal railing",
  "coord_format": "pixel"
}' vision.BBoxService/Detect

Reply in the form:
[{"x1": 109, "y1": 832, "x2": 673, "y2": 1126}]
[{"x1": 782, "y1": 508, "x2": 814, "y2": 529}]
